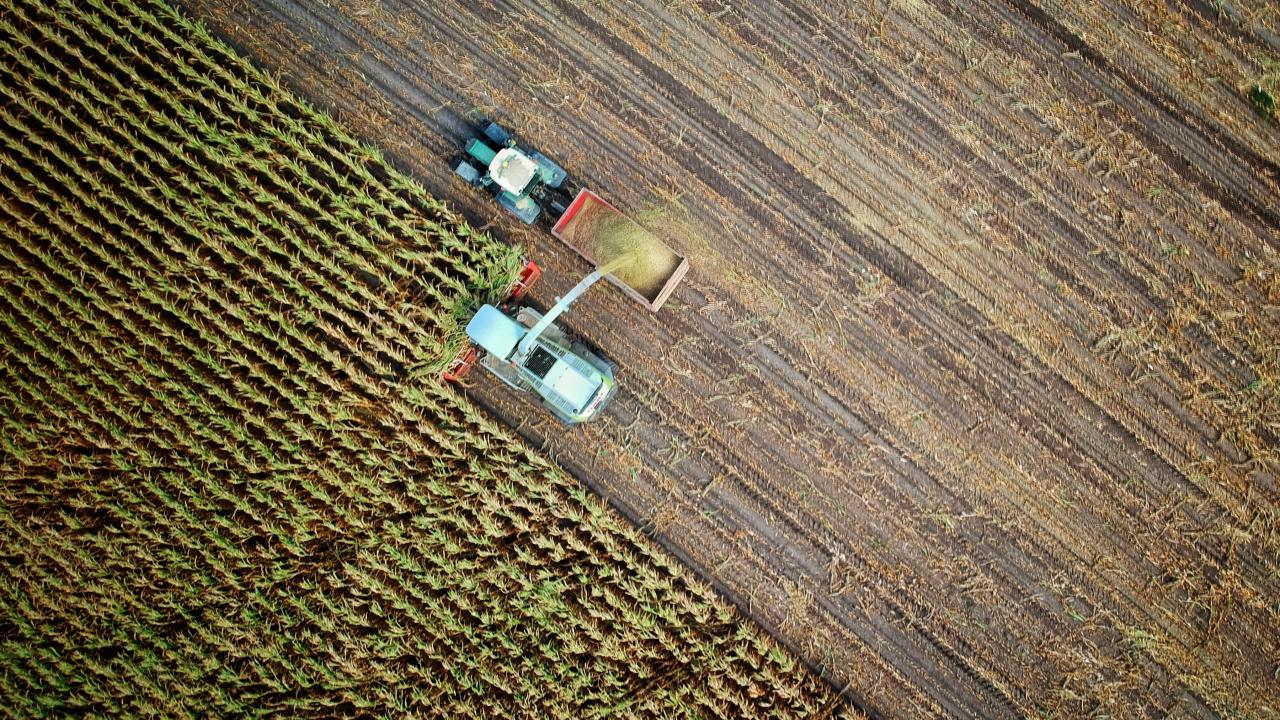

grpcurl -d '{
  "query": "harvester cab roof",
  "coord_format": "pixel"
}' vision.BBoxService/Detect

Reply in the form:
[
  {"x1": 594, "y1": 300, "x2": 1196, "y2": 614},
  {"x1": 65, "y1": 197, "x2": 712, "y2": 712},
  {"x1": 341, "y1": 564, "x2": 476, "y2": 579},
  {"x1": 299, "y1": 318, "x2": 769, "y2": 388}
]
[{"x1": 465, "y1": 304, "x2": 524, "y2": 358}]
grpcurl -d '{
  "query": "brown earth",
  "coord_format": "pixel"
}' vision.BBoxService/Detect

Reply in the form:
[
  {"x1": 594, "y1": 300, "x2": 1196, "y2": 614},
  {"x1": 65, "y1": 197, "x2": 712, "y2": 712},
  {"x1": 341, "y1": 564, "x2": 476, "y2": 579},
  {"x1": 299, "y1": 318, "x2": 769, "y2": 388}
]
[{"x1": 175, "y1": 0, "x2": 1280, "y2": 717}]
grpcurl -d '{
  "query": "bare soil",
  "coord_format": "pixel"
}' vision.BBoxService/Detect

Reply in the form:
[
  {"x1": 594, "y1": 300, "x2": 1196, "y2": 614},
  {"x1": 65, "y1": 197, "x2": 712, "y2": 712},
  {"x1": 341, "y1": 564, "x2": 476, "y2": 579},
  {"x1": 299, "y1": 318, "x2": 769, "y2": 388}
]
[{"x1": 176, "y1": 0, "x2": 1280, "y2": 717}]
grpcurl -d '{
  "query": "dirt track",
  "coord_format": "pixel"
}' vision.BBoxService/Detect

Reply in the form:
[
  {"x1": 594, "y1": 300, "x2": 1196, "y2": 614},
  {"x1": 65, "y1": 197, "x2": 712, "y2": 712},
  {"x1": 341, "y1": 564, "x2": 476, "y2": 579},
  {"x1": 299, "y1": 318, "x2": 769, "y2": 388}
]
[{"x1": 178, "y1": 0, "x2": 1280, "y2": 716}]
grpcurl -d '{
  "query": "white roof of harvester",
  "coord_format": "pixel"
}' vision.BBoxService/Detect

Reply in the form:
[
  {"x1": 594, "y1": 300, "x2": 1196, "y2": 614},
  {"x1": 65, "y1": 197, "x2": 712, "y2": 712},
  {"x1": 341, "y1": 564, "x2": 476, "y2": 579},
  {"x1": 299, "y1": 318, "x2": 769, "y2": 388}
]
[
  {"x1": 489, "y1": 148, "x2": 538, "y2": 196},
  {"x1": 466, "y1": 305, "x2": 524, "y2": 359},
  {"x1": 544, "y1": 359, "x2": 598, "y2": 411}
]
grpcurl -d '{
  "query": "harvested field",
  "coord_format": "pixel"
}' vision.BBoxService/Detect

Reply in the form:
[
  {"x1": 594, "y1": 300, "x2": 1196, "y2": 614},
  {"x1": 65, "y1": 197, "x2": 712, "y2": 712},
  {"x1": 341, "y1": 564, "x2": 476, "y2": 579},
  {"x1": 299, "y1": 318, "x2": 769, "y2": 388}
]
[
  {"x1": 0, "y1": 0, "x2": 848, "y2": 716},
  {"x1": 176, "y1": 0, "x2": 1280, "y2": 716}
]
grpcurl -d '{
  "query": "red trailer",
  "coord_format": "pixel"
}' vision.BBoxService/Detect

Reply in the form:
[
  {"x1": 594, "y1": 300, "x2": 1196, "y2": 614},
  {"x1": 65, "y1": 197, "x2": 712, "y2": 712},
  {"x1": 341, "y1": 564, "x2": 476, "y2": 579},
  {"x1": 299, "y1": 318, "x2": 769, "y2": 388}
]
[{"x1": 551, "y1": 189, "x2": 688, "y2": 312}]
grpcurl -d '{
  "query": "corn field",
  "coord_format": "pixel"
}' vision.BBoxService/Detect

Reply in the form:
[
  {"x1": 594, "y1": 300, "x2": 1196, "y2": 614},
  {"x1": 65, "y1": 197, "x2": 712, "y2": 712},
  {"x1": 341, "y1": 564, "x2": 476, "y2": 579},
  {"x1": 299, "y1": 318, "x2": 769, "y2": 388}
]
[{"x1": 0, "y1": 0, "x2": 847, "y2": 716}]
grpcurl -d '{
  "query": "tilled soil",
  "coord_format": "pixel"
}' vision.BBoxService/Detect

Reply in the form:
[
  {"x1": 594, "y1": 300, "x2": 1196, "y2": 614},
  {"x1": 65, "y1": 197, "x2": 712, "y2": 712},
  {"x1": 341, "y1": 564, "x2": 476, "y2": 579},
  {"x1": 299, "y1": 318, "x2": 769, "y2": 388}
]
[{"x1": 177, "y1": 0, "x2": 1280, "y2": 717}]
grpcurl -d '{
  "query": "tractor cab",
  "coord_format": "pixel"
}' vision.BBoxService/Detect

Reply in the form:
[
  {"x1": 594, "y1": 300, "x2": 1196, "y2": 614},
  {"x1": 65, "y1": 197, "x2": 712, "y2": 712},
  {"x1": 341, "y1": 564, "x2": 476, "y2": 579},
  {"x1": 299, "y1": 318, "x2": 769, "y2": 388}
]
[
  {"x1": 488, "y1": 148, "x2": 539, "y2": 195},
  {"x1": 451, "y1": 121, "x2": 571, "y2": 224}
]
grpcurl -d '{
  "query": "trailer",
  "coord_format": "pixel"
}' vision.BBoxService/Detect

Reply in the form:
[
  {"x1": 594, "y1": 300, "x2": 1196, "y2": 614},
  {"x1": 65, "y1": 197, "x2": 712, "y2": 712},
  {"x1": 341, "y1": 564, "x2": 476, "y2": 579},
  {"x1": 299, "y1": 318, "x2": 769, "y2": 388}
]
[{"x1": 551, "y1": 189, "x2": 688, "y2": 312}]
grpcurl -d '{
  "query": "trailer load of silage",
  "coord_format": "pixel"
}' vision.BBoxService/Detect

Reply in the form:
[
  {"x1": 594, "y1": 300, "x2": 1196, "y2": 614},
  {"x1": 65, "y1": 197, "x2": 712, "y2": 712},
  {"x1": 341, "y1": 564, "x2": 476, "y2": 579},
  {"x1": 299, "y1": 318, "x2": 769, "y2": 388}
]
[{"x1": 573, "y1": 207, "x2": 681, "y2": 299}]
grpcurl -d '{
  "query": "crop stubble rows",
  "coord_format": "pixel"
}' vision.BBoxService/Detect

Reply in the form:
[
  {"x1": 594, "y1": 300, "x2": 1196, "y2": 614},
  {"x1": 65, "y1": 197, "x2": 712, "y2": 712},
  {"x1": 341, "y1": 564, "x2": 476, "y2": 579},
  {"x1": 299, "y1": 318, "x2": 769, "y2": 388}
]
[
  {"x1": 165, "y1": 0, "x2": 1280, "y2": 717},
  {"x1": 0, "y1": 0, "x2": 850, "y2": 716}
]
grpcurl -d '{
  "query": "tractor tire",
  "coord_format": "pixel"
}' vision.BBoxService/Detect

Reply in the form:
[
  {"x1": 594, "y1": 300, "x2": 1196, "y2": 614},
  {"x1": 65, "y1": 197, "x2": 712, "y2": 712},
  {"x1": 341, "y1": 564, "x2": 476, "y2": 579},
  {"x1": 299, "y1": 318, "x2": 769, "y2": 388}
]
[
  {"x1": 451, "y1": 156, "x2": 481, "y2": 185},
  {"x1": 481, "y1": 121, "x2": 513, "y2": 147}
]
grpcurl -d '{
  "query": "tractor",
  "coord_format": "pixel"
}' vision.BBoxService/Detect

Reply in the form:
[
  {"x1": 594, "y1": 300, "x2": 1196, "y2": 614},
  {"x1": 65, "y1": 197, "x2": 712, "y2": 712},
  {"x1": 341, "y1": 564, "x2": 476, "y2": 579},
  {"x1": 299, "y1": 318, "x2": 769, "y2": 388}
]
[{"x1": 450, "y1": 120, "x2": 573, "y2": 225}]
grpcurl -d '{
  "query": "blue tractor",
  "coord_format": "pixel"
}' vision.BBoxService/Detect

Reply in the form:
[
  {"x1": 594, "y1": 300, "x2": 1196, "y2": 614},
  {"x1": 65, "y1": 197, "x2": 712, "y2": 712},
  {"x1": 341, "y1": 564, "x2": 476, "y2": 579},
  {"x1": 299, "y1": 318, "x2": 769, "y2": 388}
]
[{"x1": 450, "y1": 120, "x2": 573, "y2": 224}]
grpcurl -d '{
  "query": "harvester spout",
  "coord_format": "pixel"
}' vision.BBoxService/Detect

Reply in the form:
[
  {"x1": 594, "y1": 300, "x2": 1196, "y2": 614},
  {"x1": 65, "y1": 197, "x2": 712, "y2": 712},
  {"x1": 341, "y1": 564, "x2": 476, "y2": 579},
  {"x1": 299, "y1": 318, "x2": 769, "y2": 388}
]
[
  {"x1": 513, "y1": 269, "x2": 605, "y2": 362},
  {"x1": 513, "y1": 255, "x2": 634, "y2": 362}
]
